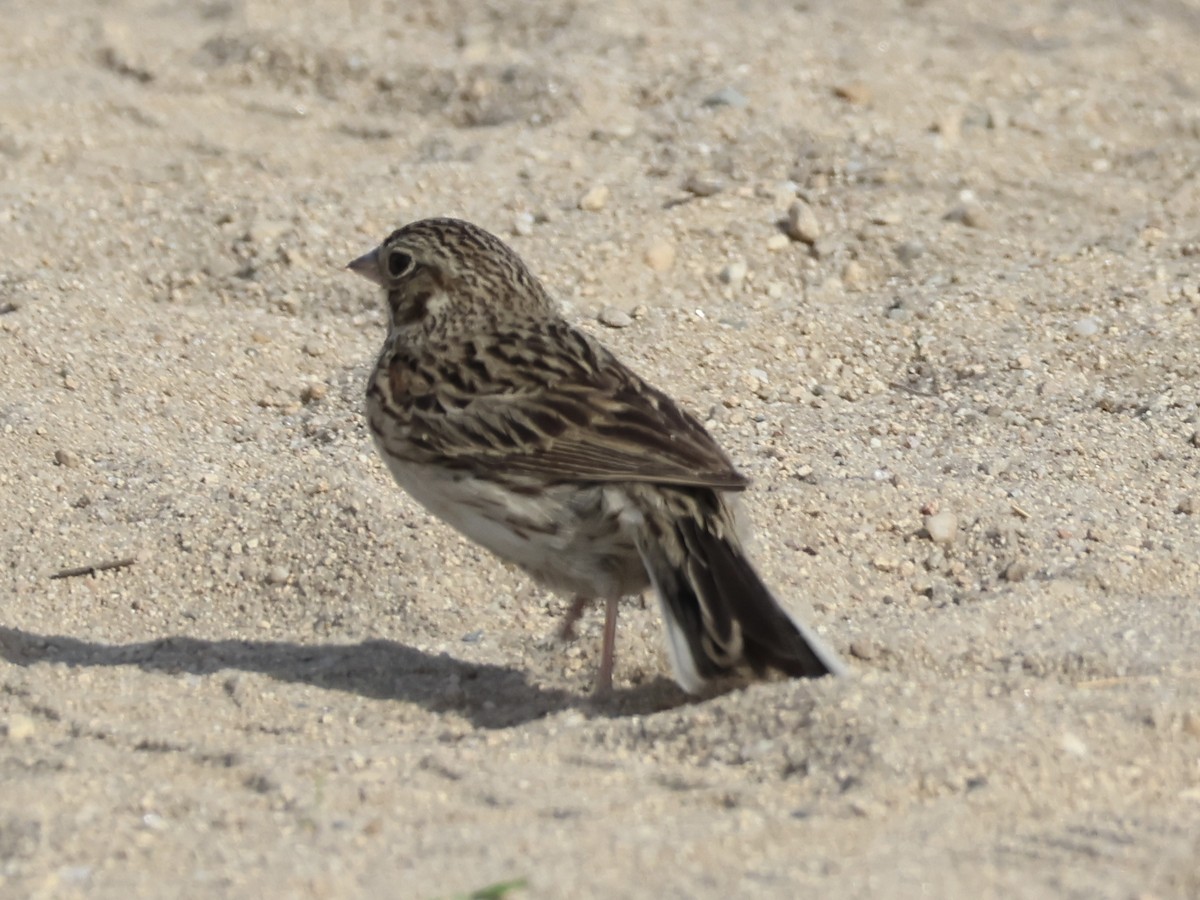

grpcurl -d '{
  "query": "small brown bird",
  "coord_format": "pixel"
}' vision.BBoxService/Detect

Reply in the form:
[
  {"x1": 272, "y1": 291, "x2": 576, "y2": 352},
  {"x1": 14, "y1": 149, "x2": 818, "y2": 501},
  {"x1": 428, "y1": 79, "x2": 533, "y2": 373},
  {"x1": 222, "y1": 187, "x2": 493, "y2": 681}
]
[{"x1": 348, "y1": 218, "x2": 846, "y2": 694}]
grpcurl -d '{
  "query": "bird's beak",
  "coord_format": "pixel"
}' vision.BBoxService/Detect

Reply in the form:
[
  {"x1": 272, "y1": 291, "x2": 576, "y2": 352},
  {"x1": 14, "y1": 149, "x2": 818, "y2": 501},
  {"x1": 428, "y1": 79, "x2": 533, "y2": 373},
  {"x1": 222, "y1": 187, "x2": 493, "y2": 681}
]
[{"x1": 346, "y1": 247, "x2": 384, "y2": 285}]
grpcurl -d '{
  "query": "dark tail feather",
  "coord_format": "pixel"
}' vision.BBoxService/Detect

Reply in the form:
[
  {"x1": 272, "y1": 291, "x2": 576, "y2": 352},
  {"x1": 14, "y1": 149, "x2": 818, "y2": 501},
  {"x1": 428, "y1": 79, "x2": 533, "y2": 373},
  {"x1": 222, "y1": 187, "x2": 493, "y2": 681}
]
[{"x1": 638, "y1": 513, "x2": 846, "y2": 693}]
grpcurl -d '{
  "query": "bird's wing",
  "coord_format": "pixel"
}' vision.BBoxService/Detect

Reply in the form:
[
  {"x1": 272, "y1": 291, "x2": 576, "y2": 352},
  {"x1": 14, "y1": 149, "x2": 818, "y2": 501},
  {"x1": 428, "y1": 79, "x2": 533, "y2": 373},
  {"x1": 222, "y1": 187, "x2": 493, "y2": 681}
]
[{"x1": 374, "y1": 324, "x2": 748, "y2": 491}]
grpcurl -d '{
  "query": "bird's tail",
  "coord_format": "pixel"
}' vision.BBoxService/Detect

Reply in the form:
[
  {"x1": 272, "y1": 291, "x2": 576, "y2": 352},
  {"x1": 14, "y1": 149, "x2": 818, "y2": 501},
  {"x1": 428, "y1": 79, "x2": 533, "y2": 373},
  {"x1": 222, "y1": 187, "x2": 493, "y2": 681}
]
[{"x1": 633, "y1": 490, "x2": 847, "y2": 694}]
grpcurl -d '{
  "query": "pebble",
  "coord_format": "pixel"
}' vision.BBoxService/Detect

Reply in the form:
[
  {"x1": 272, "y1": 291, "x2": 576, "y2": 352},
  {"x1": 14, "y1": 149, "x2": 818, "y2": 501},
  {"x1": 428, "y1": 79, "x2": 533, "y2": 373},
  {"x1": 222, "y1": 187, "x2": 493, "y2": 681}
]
[
  {"x1": 54, "y1": 448, "x2": 81, "y2": 468},
  {"x1": 266, "y1": 565, "x2": 290, "y2": 585},
  {"x1": 644, "y1": 241, "x2": 676, "y2": 271},
  {"x1": 702, "y1": 87, "x2": 748, "y2": 108},
  {"x1": 300, "y1": 383, "x2": 327, "y2": 404},
  {"x1": 924, "y1": 511, "x2": 958, "y2": 544},
  {"x1": 719, "y1": 260, "x2": 747, "y2": 288},
  {"x1": 4, "y1": 714, "x2": 35, "y2": 741},
  {"x1": 848, "y1": 640, "x2": 878, "y2": 661},
  {"x1": 842, "y1": 260, "x2": 868, "y2": 291},
  {"x1": 1060, "y1": 732, "x2": 1089, "y2": 757},
  {"x1": 945, "y1": 200, "x2": 989, "y2": 229},
  {"x1": 786, "y1": 200, "x2": 821, "y2": 244},
  {"x1": 682, "y1": 173, "x2": 725, "y2": 196},
  {"x1": 1003, "y1": 558, "x2": 1031, "y2": 582},
  {"x1": 872, "y1": 555, "x2": 900, "y2": 572},
  {"x1": 1072, "y1": 317, "x2": 1100, "y2": 337},
  {"x1": 597, "y1": 307, "x2": 633, "y2": 328},
  {"x1": 895, "y1": 240, "x2": 925, "y2": 263},
  {"x1": 766, "y1": 233, "x2": 790, "y2": 252},
  {"x1": 1177, "y1": 494, "x2": 1196, "y2": 515},
  {"x1": 833, "y1": 82, "x2": 872, "y2": 105},
  {"x1": 578, "y1": 185, "x2": 609, "y2": 212},
  {"x1": 511, "y1": 212, "x2": 535, "y2": 236}
]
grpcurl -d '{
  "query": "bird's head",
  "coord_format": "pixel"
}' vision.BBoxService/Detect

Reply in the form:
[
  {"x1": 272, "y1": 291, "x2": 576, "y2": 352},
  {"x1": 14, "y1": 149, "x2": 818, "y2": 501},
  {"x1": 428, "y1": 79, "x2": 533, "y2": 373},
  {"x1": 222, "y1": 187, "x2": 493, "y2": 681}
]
[{"x1": 347, "y1": 217, "x2": 555, "y2": 333}]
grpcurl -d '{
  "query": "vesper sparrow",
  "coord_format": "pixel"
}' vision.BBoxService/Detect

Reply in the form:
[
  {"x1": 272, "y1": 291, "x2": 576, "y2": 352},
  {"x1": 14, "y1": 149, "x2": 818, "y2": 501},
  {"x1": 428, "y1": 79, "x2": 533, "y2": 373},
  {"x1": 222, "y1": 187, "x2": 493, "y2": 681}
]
[{"x1": 348, "y1": 218, "x2": 846, "y2": 694}]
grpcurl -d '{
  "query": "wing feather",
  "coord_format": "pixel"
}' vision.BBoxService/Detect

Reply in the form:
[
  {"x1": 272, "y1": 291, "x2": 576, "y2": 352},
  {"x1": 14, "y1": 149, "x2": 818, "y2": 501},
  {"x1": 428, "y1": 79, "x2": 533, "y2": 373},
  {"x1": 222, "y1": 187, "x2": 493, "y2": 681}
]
[{"x1": 379, "y1": 324, "x2": 748, "y2": 491}]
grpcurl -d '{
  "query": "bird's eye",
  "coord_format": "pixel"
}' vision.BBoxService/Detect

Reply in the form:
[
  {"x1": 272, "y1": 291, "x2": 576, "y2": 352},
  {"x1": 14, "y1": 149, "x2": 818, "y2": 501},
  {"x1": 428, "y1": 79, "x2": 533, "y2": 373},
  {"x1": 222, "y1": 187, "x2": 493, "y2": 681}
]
[{"x1": 387, "y1": 251, "x2": 414, "y2": 278}]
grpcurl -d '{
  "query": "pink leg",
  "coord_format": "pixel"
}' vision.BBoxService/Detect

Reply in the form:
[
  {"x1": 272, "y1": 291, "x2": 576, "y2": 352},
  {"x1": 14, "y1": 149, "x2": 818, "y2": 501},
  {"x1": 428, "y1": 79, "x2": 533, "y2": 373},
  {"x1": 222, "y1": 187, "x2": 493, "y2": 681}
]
[
  {"x1": 594, "y1": 596, "x2": 619, "y2": 695},
  {"x1": 559, "y1": 596, "x2": 589, "y2": 641}
]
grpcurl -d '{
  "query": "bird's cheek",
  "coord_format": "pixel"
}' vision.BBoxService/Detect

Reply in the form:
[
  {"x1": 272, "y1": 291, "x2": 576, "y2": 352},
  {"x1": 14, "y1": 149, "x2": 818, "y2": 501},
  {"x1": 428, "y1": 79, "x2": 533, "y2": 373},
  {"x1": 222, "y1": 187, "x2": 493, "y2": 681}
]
[{"x1": 390, "y1": 290, "x2": 432, "y2": 326}]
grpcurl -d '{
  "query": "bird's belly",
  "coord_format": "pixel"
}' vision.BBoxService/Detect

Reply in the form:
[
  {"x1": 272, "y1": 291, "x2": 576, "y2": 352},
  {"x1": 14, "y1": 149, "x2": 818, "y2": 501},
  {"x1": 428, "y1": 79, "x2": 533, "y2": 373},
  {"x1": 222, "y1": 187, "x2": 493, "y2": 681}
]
[{"x1": 377, "y1": 449, "x2": 648, "y2": 599}]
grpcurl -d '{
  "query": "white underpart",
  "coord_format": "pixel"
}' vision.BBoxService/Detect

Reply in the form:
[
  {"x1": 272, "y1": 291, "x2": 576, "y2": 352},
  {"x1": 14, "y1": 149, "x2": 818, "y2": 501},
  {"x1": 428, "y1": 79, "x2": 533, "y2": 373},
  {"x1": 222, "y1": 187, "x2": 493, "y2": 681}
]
[{"x1": 381, "y1": 454, "x2": 562, "y2": 567}]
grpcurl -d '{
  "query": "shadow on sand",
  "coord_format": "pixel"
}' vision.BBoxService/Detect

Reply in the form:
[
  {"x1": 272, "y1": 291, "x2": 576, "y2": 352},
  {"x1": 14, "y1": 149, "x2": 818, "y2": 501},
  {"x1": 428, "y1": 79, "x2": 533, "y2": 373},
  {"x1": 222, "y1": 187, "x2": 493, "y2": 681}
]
[{"x1": 0, "y1": 626, "x2": 690, "y2": 729}]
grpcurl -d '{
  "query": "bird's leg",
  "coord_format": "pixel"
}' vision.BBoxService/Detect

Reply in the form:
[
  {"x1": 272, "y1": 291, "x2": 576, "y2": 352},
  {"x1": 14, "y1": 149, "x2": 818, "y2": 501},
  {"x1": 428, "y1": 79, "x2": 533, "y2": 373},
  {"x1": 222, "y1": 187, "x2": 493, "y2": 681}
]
[
  {"x1": 559, "y1": 595, "x2": 589, "y2": 641},
  {"x1": 594, "y1": 595, "x2": 619, "y2": 696}
]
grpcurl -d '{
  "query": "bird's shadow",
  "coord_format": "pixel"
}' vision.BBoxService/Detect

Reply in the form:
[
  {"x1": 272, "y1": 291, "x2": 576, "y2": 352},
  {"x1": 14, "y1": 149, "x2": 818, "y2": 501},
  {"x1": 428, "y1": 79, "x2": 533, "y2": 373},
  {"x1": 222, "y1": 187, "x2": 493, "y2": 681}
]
[{"x1": 0, "y1": 626, "x2": 691, "y2": 728}]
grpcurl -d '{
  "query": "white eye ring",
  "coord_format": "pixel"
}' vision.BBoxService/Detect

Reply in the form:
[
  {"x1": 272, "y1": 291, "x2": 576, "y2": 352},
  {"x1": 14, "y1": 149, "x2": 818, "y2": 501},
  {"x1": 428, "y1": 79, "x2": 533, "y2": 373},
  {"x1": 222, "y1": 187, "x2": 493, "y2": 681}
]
[{"x1": 388, "y1": 251, "x2": 414, "y2": 278}]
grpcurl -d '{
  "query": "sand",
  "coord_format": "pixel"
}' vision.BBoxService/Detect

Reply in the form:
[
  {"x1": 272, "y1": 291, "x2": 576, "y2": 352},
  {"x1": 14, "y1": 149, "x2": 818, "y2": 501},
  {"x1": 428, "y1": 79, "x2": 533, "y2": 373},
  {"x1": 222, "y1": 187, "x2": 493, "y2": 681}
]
[{"x1": 2, "y1": 0, "x2": 1199, "y2": 897}]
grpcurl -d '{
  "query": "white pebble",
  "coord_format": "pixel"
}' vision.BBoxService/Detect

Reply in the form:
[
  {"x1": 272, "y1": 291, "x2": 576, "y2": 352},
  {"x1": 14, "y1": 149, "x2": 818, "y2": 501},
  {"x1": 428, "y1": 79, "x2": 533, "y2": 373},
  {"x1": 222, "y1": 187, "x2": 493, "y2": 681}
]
[
  {"x1": 1072, "y1": 317, "x2": 1100, "y2": 337},
  {"x1": 4, "y1": 714, "x2": 35, "y2": 741},
  {"x1": 786, "y1": 200, "x2": 821, "y2": 244},
  {"x1": 924, "y1": 511, "x2": 958, "y2": 544},
  {"x1": 598, "y1": 307, "x2": 633, "y2": 328},
  {"x1": 578, "y1": 185, "x2": 609, "y2": 211},
  {"x1": 511, "y1": 213, "x2": 534, "y2": 236},
  {"x1": 644, "y1": 241, "x2": 676, "y2": 271}
]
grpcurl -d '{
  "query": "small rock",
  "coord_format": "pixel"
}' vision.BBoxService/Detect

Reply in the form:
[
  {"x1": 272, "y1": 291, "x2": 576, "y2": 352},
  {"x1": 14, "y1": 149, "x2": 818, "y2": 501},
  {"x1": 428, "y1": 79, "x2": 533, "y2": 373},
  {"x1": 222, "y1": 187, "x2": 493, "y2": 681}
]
[
  {"x1": 1177, "y1": 495, "x2": 1196, "y2": 515},
  {"x1": 848, "y1": 640, "x2": 878, "y2": 661},
  {"x1": 786, "y1": 200, "x2": 821, "y2": 244},
  {"x1": 833, "y1": 82, "x2": 872, "y2": 105},
  {"x1": 4, "y1": 714, "x2": 35, "y2": 741},
  {"x1": 300, "y1": 383, "x2": 327, "y2": 404},
  {"x1": 872, "y1": 555, "x2": 900, "y2": 572},
  {"x1": 598, "y1": 307, "x2": 633, "y2": 328},
  {"x1": 945, "y1": 201, "x2": 989, "y2": 229},
  {"x1": 895, "y1": 240, "x2": 925, "y2": 264},
  {"x1": 766, "y1": 233, "x2": 790, "y2": 252},
  {"x1": 1003, "y1": 558, "x2": 1031, "y2": 582},
  {"x1": 924, "y1": 511, "x2": 958, "y2": 544},
  {"x1": 511, "y1": 212, "x2": 534, "y2": 236},
  {"x1": 644, "y1": 241, "x2": 676, "y2": 271},
  {"x1": 702, "y1": 87, "x2": 748, "y2": 108},
  {"x1": 1072, "y1": 317, "x2": 1100, "y2": 338},
  {"x1": 1060, "y1": 732, "x2": 1088, "y2": 757},
  {"x1": 266, "y1": 565, "x2": 290, "y2": 585},
  {"x1": 842, "y1": 260, "x2": 868, "y2": 291},
  {"x1": 682, "y1": 173, "x2": 725, "y2": 196},
  {"x1": 719, "y1": 260, "x2": 747, "y2": 288},
  {"x1": 54, "y1": 449, "x2": 81, "y2": 468},
  {"x1": 578, "y1": 185, "x2": 609, "y2": 212}
]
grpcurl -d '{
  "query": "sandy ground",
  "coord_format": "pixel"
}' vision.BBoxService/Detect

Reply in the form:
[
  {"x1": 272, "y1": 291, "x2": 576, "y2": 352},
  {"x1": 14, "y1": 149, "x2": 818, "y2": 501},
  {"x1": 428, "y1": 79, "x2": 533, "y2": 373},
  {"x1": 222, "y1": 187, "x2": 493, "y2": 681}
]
[{"x1": 2, "y1": 0, "x2": 1200, "y2": 896}]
